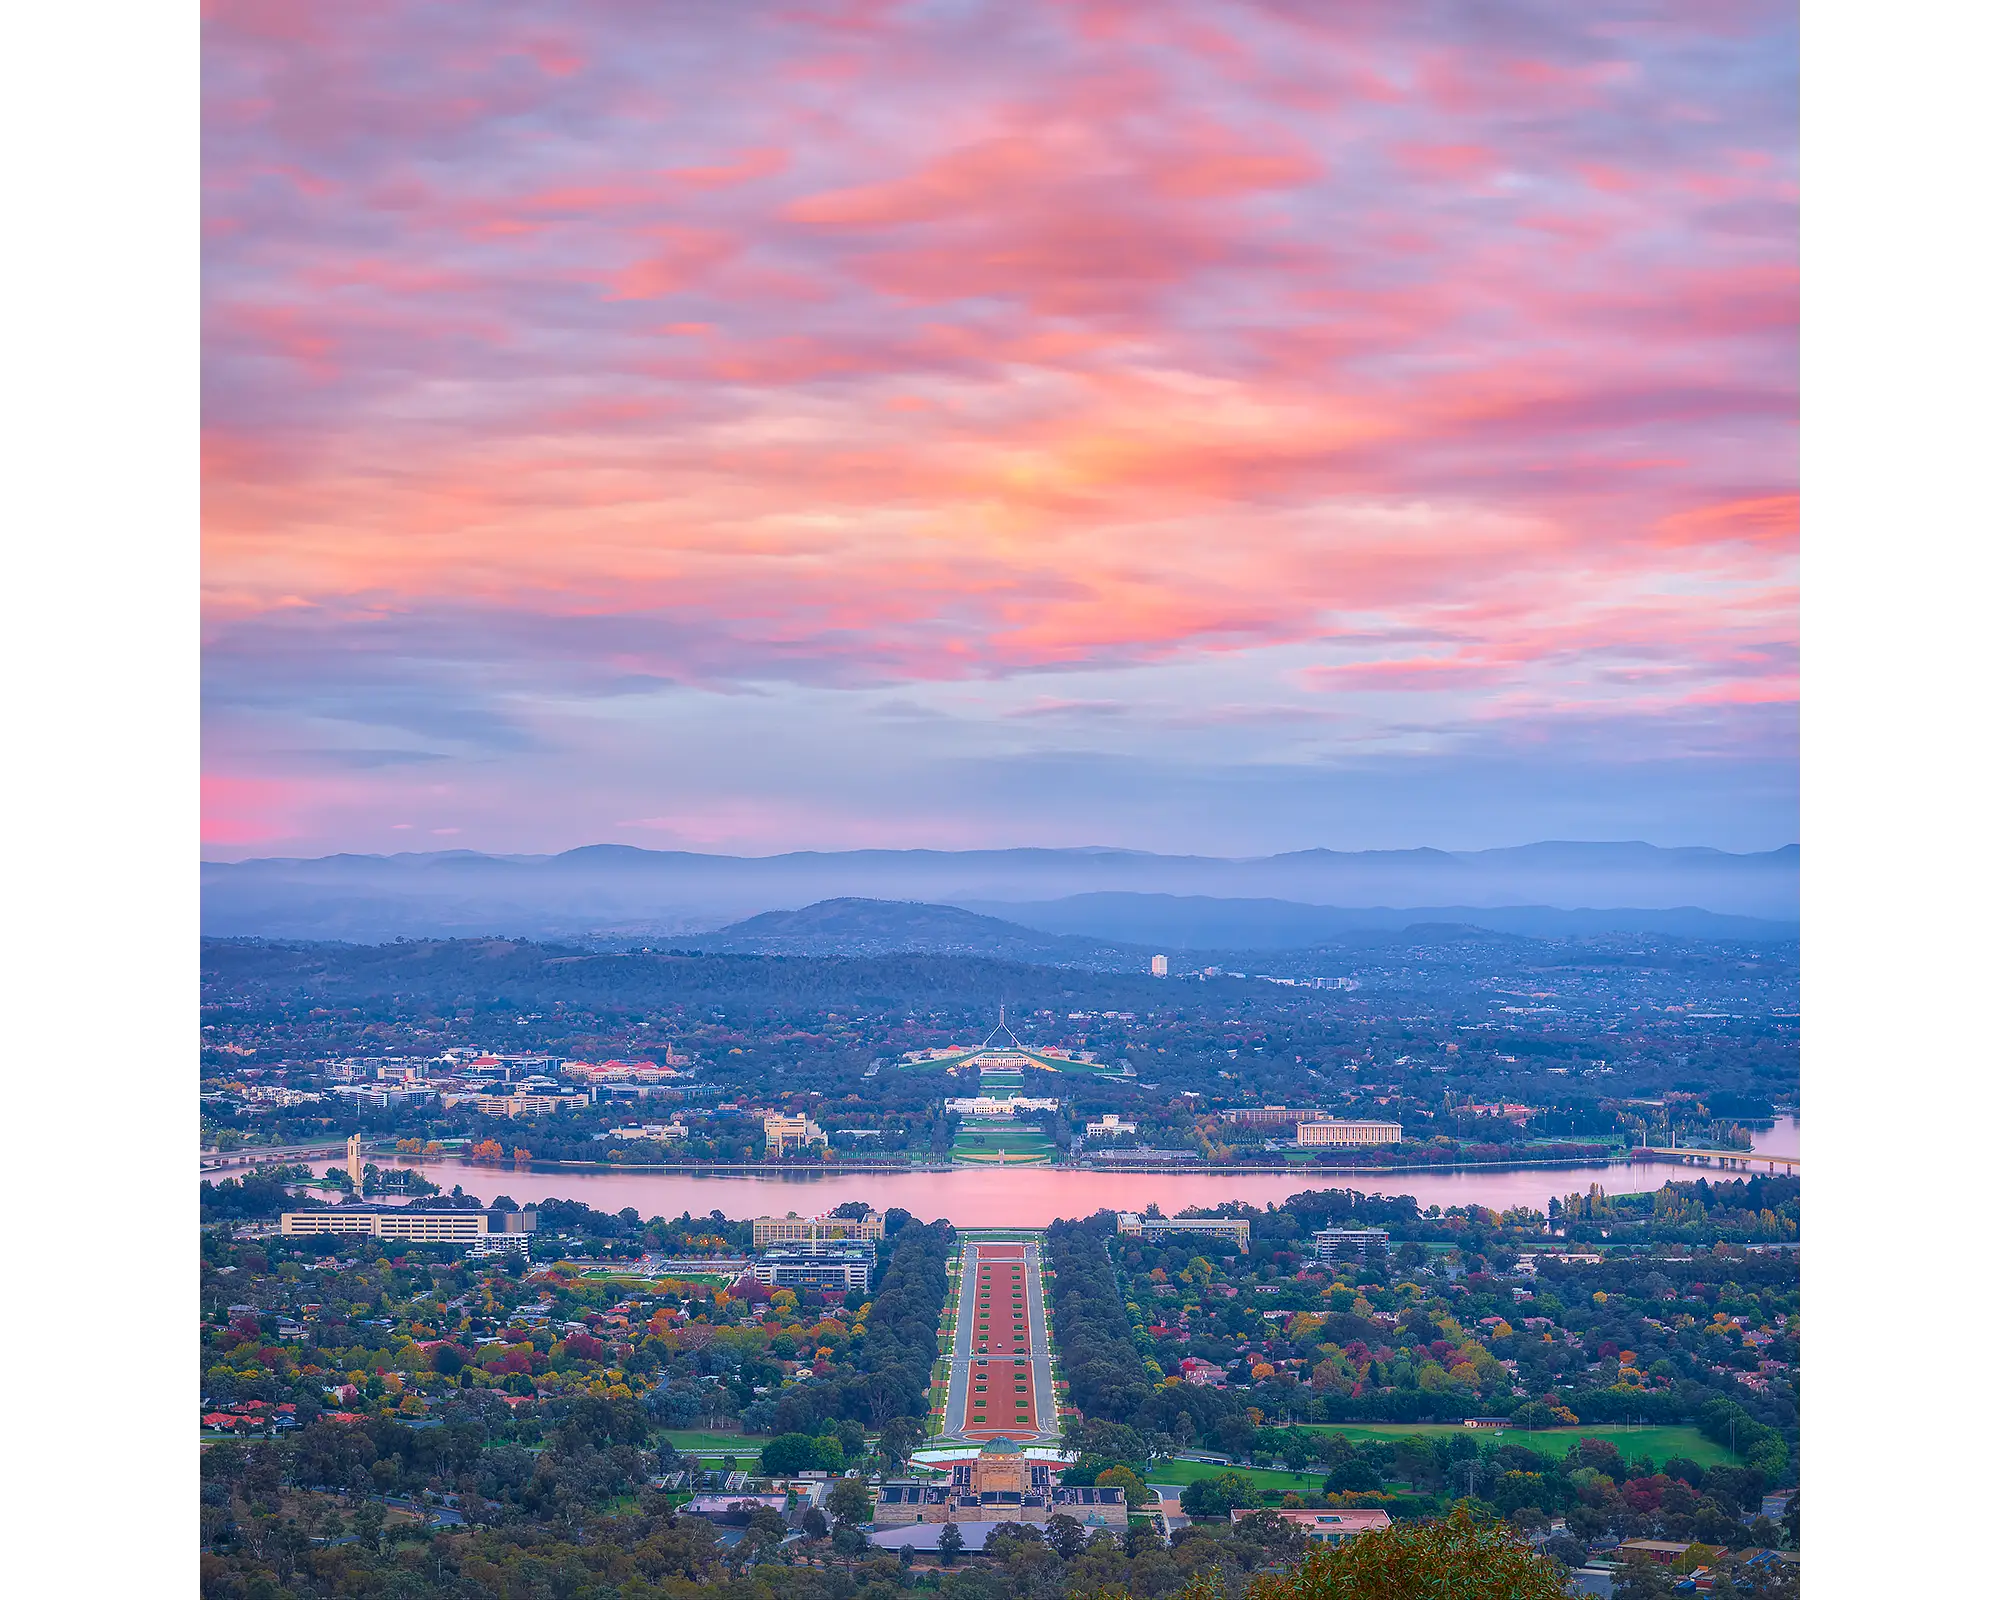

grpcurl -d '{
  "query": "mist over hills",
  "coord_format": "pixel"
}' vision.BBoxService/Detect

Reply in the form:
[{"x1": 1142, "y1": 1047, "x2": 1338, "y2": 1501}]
[
  {"x1": 967, "y1": 893, "x2": 1797, "y2": 947},
  {"x1": 690, "y1": 895, "x2": 1793, "y2": 966},
  {"x1": 201, "y1": 841, "x2": 1798, "y2": 947}
]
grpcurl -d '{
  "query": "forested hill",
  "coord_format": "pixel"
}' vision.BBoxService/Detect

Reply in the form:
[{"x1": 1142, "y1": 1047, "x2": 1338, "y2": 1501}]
[
  {"x1": 698, "y1": 897, "x2": 1145, "y2": 967},
  {"x1": 201, "y1": 937, "x2": 1191, "y2": 1015}
]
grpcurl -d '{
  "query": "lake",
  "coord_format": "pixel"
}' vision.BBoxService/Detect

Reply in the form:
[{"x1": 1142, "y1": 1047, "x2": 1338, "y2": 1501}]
[{"x1": 355, "y1": 1116, "x2": 1798, "y2": 1227}]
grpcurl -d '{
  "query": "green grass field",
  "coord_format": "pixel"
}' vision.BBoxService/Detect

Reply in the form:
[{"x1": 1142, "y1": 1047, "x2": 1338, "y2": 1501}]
[
  {"x1": 952, "y1": 1126, "x2": 1058, "y2": 1164},
  {"x1": 1294, "y1": 1423, "x2": 1739, "y2": 1467},
  {"x1": 1147, "y1": 1461, "x2": 1332, "y2": 1495}
]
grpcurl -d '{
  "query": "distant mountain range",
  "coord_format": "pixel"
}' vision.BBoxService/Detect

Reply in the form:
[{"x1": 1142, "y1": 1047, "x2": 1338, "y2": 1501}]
[
  {"x1": 961, "y1": 893, "x2": 1797, "y2": 946},
  {"x1": 201, "y1": 841, "x2": 1798, "y2": 947},
  {"x1": 693, "y1": 895, "x2": 1793, "y2": 964}
]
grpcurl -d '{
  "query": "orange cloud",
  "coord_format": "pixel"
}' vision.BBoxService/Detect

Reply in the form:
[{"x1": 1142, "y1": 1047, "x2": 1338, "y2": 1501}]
[{"x1": 1656, "y1": 495, "x2": 1799, "y2": 548}]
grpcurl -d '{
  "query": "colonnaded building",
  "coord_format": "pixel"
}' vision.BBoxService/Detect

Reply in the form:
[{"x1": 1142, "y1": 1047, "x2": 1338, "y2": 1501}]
[
  {"x1": 873, "y1": 1439, "x2": 1128, "y2": 1528},
  {"x1": 1296, "y1": 1118, "x2": 1402, "y2": 1146}
]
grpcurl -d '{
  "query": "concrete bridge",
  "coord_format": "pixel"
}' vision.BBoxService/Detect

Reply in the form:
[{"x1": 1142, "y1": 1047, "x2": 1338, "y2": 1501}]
[{"x1": 1631, "y1": 1146, "x2": 1798, "y2": 1173}]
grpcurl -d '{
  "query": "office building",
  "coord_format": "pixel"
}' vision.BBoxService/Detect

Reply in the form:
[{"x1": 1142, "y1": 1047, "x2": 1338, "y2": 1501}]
[
  {"x1": 326, "y1": 1084, "x2": 436, "y2": 1112},
  {"x1": 279, "y1": 1207, "x2": 536, "y2": 1243},
  {"x1": 473, "y1": 1090, "x2": 581, "y2": 1118},
  {"x1": 1313, "y1": 1226, "x2": 1391, "y2": 1261},
  {"x1": 1218, "y1": 1106, "x2": 1319, "y2": 1129},
  {"x1": 762, "y1": 1113, "x2": 828, "y2": 1155},
  {"x1": 1150, "y1": 955, "x2": 1169, "y2": 977},
  {"x1": 1116, "y1": 1213, "x2": 1251, "y2": 1251},
  {"x1": 1296, "y1": 1119, "x2": 1401, "y2": 1147},
  {"x1": 752, "y1": 1211, "x2": 886, "y2": 1249},
  {"x1": 752, "y1": 1245, "x2": 875, "y2": 1291},
  {"x1": 596, "y1": 1122, "x2": 689, "y2": 1142}
]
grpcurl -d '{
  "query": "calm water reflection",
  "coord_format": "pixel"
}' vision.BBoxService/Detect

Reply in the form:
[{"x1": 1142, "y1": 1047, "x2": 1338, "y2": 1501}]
[{"x1": 363, "y1": 1116, "x2": 1797, "y2": 1227}]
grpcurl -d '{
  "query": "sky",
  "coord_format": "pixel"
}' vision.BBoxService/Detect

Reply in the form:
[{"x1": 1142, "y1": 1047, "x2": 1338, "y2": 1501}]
[{"x1": 201, "y1": 0, "x2": 1798, "y2": 861}]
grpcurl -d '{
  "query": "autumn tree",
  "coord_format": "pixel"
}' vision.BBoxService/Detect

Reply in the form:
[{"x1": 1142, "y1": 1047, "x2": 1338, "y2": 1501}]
[{"x1": 1233, "y1": 1508, "x2": 1569, "y2": 1600}]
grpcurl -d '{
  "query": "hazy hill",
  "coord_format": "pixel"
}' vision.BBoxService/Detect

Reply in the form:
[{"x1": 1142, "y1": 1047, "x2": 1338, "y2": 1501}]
[
  {"x1": 200, "y1": 840, "x2": 1799, "y2": 942},
  {"x1": 965, "y1": 893, "x2": 1799, "y2": 947},
  {"x1": 697, "y1": 897, "x2": 1143, "y2": 967}
]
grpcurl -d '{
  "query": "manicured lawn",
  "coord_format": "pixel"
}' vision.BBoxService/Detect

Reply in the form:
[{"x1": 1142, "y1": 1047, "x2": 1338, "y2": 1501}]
[
  {"x1": 1294, "y1": 1423, "x2": 1740, "y2": 1467},
  {"x1": 954, "y1": 1128, "x2": 1056, "y2": 1150},
  {"x1": 1148, "y1": 1461, "x2": 1329, "y2": 1495},
  {"x1": 952, "y1": 1126, "x2": 1058, "y2": 1165}
]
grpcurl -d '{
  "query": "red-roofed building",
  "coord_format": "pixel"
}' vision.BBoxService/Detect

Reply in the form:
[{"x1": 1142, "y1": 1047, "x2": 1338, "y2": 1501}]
[{"x1": 1229, "y1": 1508, "x2": 1392, "y2": 1543}]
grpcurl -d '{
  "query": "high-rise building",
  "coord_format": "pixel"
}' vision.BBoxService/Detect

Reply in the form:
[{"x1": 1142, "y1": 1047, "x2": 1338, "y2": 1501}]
[{"x1": 1150, "y1": 954, "x2": 1169, "y2": 977}]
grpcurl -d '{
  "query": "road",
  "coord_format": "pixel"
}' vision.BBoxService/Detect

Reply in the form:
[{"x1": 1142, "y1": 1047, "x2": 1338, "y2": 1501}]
[{"x1": 940, "y1": 1236, "x2": 1058, "y2": 1444}]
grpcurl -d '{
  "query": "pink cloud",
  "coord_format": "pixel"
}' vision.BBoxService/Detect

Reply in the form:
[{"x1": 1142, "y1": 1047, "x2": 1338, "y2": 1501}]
[
  {"x1": 201, "y1": 0, "x2": 1797, "y2": 842},
  {"x1": 1298, "y1": 658, "x2": 1511, "y2": 693}
]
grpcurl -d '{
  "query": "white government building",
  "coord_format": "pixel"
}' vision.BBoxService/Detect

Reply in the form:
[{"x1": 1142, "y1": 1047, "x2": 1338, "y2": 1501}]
[
  {"x1": 945, "y1": 1096, "x2": 1059, "y2": 1117},
  {"x1": 1297, "y1": 1118, "x2": 1402, "y2": 1146}
]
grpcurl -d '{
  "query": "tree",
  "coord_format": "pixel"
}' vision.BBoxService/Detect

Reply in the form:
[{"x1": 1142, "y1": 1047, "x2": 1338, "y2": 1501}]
[
  {"x1": 832, "y1": 1525, "x2": 868, "y2": 1568},
  {"x1": 827, "y1": 1476, "x2": 873, "y2": 1528},
  {"x1": 1046, "y1": 1512, "x2": 1087, "y2": 1560},
  {"x1": 801, "y1": 1507, "x2": 829, "y2": 1543},
  {"x1": 745, "y1": 1505, "x2": 787, "y2": 1559},
  {"x1": 938, "y1": 1521, "x2": 964, "y2": 1566},
  {"x1": 880, "y1": 1415, "x2": 922, "y2": 1472},
  {"x1": 1610, "y1": 1557, "x2": 1677, "y2": 1599},
  {"x1": 1239, "y1": 1507, "x2": 1569, "y2": 1600},
  {"x1": 350, "y1": 1500, "x2": 385, "y2": 1553},
  {"x1": 761, "y1": 1433, "x2": 827, "y2": 1475},
  {"x1": 1181, "y1": 1471, "x2": 1262, "y2": 1517},
  {"x1": 1124, "y1": 1517, "x2": 1162, "y2": 1558},
  {"x1": 1095, "y1": 1464, "x2": 1148, "y2": 1506}
]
